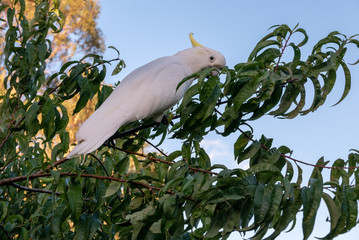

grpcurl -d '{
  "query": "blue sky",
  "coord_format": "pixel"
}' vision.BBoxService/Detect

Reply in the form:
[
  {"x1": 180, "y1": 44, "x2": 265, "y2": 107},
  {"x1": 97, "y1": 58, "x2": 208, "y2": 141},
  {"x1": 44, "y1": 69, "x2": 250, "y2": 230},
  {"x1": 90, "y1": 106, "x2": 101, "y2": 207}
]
[{"x1": 98, "y1": 1, "x2": 359, "y2": 239}]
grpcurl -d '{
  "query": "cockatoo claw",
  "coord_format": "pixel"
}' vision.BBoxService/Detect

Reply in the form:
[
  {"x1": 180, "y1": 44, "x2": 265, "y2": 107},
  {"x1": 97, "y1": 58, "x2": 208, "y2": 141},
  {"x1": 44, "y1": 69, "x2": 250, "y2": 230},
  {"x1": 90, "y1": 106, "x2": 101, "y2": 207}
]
[{"x1": 160, "y1": 115, "x2": 174, "y2": 126}]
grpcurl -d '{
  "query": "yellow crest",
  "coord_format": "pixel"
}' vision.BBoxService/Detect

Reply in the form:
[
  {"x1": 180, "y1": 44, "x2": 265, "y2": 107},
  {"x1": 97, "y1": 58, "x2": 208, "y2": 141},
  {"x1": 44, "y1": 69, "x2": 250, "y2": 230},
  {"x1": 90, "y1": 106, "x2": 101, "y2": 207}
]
[{"x1": 189, "y1": 33, "x2": 204, "y2": 47}]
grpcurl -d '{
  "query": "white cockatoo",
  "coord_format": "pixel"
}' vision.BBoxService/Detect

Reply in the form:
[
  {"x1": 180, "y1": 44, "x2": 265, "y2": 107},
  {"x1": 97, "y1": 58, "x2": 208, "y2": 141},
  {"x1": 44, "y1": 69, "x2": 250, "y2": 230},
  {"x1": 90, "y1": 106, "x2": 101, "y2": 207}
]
[{"x1": 67, "y1": 34, "x2": 226, "y2": 158}]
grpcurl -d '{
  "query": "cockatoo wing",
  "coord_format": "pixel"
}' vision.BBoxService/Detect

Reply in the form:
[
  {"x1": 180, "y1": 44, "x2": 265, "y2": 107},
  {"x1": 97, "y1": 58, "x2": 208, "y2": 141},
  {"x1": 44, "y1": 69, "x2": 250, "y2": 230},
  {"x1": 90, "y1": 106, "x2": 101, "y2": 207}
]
[{"x1": 67, "y1": 55, "x2": 192, "y2": 158}]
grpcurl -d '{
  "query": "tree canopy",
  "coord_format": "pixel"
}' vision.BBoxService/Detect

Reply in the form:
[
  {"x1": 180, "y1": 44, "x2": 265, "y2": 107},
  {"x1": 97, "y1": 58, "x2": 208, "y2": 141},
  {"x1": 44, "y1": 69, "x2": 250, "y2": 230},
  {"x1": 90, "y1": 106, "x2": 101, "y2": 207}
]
[{"x1": 1, "y1": 1, "x2": 359, "y2": 239}]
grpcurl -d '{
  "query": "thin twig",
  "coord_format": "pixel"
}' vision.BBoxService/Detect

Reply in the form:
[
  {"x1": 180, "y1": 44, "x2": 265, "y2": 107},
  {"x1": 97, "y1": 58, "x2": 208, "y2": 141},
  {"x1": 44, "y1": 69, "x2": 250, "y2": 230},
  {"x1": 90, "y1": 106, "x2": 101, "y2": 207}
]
[
  {"x1": 88, "y1": 153, "x2": 110, "y2": 177},
  {"x1": 275, "y1": 31, "x2": 294, "y2": 72},
  {"x1": 109, "y1": 145, "x2": 218, "y2": 175},
  {"x1": 0, "y1": 223, "x2": 11, "y2": 240},
  {"x1": 0, "y1": 116, "x2": 25, "y2": 149},
  {"x1": 35, "y1": 157, "x2": 69, "y2": 175},
  {"x1": 88, "y1": 153, "x2": 124, "y2": 203},
  {"x1": 11, "y1": 183, "x2": 61, "y2": 196},
  {"x1": 133, "y1": 133, "x2": 167, "y2": 157}
]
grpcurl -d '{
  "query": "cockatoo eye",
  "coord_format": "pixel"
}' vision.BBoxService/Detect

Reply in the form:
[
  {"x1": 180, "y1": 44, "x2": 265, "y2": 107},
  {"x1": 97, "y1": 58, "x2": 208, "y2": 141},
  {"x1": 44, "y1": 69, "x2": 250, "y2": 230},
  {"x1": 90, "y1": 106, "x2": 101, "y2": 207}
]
[{"x1": 209, "y1": 56, "x2": 215, "y2": 62}]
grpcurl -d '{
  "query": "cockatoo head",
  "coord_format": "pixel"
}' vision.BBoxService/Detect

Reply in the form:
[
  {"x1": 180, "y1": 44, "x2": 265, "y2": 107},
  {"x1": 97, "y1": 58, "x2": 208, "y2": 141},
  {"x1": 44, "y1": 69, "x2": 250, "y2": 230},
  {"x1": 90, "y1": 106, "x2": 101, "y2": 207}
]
[
  {"x1": 176, "y1": 33, "x2": 226, "y2": 74},
  {"x1": 199, "y1": 46, "x2": 226, "y2": 75}
]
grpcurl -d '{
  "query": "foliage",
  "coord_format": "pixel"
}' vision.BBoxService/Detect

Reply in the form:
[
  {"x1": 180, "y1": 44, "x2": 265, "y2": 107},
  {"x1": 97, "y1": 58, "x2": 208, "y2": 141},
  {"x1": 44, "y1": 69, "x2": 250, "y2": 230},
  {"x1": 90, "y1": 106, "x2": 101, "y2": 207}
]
[
  {"x1": 0, "y1": 1, "x2": 359, "y2": 240},
  {"x1": 0, "y1": 0, "x2": 105, "y2": 145},
  {"x1": 0, "y1": 0, "x2": 104, "y2": 65}
]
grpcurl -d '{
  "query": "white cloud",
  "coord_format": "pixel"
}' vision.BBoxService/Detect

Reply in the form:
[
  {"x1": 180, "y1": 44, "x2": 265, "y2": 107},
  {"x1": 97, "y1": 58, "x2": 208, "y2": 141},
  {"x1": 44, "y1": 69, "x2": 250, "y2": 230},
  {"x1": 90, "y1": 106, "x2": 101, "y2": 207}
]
[
  {"x1": 201, "y1": 139, "x2": 232, "y2": 160},
  {"x1": 201, "y1": 139, "x2": 249, "y2": 170}
]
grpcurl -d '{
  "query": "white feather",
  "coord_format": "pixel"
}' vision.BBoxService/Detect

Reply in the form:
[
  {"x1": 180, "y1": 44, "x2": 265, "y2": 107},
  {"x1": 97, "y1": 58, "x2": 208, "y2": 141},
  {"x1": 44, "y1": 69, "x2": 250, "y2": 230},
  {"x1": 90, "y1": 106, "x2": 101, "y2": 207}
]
[{"x1": 67, "y1": 47, "x2": 226, "y2": 158}]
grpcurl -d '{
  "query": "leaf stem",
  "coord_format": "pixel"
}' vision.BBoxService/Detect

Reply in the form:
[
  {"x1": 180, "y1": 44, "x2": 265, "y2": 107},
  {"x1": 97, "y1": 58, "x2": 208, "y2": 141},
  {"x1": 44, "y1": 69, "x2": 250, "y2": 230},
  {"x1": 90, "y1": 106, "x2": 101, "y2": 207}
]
[{"x1": 275, "y1": 31, "x2": 294, "y2": 72}]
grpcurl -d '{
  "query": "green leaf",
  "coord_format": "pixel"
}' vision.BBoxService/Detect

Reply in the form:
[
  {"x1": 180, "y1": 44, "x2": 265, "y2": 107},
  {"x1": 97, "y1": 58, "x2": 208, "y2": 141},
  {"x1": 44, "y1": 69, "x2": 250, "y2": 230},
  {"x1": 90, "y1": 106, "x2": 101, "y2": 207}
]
[
  {"x1": 248, "y1": 40, "x2": 281, "y2": 61},
  {"x1": 267, "y1": 184, "x2": 283, "y2": 218},
  {"x1": 103, "y1": 181, "x2": 121, "y2": 198},
  {"x1": 41, "y1": 100, "x2": 56, "y2": 140},
  {"x1": 51, "y1": 203, "x2": 66, "y2": 237},
  {"x1": 165, "y1": 150, "x2": 182, "y2": 162},
  {"x1": 236, "y1": 140, "x2": 261, "y2": 164},
  {"x1": 38, "y1": 42, "x2": 48, "y2": 62},
  {"x1": 322, "y1": 193, "x2": 340, "y2": 232},
  {"x1": 294, "y1": 28, "x2": 309, "y2": 47},
  {"x1": 57, "y1": 104, "x2": 69, "y2": 132},
  {"x1": 285, "y1": 85, "x2": 305, "y2": 119},
  {"x1": 204, "y1": 214, "x2": 223, "y2": 238},
  {"x1": 112, "y1": 60, "x2": 126, "y2": 76},
  {"x1": 67, "y1": 181, "x2": 83, "y2": 221},
  {"x1": 300, "y1": 76, "x2": 322, "y2": 115},
  {"x1": 7, "y1": 8, "x2": 15, "y2": 27},
  {"x1": 312, "y1": 33, "x2": 341, "y2": 54},
  {"x1": 269, "y1": 83, "x2": 299, "y2": 116},
  {"x1": 0, "y1": 201, "x2": 8, "y2": 221},
  {"x1": 233, "y1": 72, "x2": 265, "y2": 110},
  {"x1": 75, "y1": 213, "x2": 101, "y2": 240},
  {"x1": 319, "y1": 69, "x2": 337, "y2": 106},
  {"x1": 178, "y1": 84, "x2": 198, "y2": 113},
  {"x1": 163, "y1": 195, "x2": 177, "y2": 218},
  {"x1": 289, "y1": 43, "x2": 301, "y2": 68},
  {"x1": 59, "y1": 60, "x2": 79, "y2": 73},
  {"x1": 181, "y1": 142, "x2": 192, "y2": 161},
  {"x1": 254, "y1": 183, "x2": 270, "y2": 224},
  {"x1": 73, "y1": 91, "x2": 90, "y2": 115},
  {"x1": 246, "y1": 163, "x2": 281, "y2": 176},
  {"x1": 250, "y1": 83, "x2": 283, "y2": 120},
  {"x1": 332, "y1": 61, "x2": 351, "y2": 106},
  {"x1": 129, "y1": 197, "x2": 143, "y2": 210},
  {"x1": 302, "y1": 177, "x2": 323, "y2": 240},
  {"x1": 161, "y1": 178, "x2": 184, "y2": 194},
  {"x1": 110, "y1": 196, "x2": 131, "y2": 218},
  {"x1": 96, "y1": 85, "x2": 113, "y2": 109},
  {"x1": 234, "y1": 132, "x2": 251, "y2": 160},
  {"x1": 199, "y1": 75, "x2": 221, "y2": 121},
  {"x1": 25, "y1": 103, "x2": 40, "y2": 135},
  {"x1": 108, "y1": 45, "x2": 120, "y2": 57}
]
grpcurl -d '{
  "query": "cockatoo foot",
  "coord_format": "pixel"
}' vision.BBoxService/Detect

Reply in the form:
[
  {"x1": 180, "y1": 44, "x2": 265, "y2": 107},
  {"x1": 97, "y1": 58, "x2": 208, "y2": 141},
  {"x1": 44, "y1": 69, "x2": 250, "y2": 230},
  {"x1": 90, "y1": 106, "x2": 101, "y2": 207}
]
[
  {"x1": 160, "y1": 115, "x2": 174, "y2": 126},
  {"x1": 103, "y1": 135, "x2": 118, "y2": 148}
]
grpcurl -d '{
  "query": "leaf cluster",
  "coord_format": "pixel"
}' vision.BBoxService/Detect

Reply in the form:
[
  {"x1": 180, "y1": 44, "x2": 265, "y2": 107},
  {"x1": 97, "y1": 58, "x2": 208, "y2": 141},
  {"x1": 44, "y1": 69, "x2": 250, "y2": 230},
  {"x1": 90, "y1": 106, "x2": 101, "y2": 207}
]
[{"x1": 1, "y1": 3, "x2": 359, "y2": 239}]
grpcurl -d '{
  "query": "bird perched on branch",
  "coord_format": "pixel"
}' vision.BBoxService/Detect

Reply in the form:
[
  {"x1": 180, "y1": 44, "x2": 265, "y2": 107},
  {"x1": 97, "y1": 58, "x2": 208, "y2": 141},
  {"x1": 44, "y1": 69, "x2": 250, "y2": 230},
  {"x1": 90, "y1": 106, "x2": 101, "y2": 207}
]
[{"x1": 67, "y1": 34, "x2": 226, "y2": 158}]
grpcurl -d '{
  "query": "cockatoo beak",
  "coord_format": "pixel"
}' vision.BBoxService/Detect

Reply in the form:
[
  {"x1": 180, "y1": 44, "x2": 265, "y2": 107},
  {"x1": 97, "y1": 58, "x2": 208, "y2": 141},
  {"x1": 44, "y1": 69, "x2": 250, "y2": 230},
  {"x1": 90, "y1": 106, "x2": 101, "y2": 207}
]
[{"x1": 210, "y1": 66, "x2": 222, "y2": 76}]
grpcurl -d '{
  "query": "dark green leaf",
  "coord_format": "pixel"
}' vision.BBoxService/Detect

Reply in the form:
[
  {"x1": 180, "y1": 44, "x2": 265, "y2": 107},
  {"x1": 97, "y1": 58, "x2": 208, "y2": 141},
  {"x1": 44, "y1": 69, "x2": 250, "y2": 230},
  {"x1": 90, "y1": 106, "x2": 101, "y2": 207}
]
[
  {"x1": 332, "y1": 61, "x2": 351, "y2": 106},
  {"x1": 67, "y1": 181, "x2": 83, "y2": 221},
  {"x1": 248, "y1": 40, "x2": 281, "y2": 61}
]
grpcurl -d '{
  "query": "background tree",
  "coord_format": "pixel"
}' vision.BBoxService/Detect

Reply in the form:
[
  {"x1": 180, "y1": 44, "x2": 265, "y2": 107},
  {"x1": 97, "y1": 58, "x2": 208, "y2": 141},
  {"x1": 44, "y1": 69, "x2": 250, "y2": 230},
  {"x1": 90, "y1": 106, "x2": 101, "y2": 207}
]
[
  {"x1": 0, "y1": 0, "x2": 104, "y2": 145},
  {"x1": 0, "y1": 1, "x2": 359, "y2": 240}
]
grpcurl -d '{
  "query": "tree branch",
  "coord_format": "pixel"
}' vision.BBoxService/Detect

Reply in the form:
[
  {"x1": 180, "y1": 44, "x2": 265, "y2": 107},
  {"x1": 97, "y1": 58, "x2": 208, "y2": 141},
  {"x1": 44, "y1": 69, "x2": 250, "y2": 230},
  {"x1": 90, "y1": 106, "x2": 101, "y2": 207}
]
[
  {"x1": 10, "y1": 183, "x2": 61, "y2": 196},
  {"x1": 108, "y1": 145, "x2": 218, "y2": 175},
  {"x1": 88, "y1": 153, "x2": 110, "y2": 177},
  {"x1": 275, "y1": 30, "x2": 294, "y2": 72},
  {"x1": 35, "y1": 157, "x2": 69, "y2": 175},
  {"x1": 0, "y1": 172, "x2": 196, "y2": 202}
]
